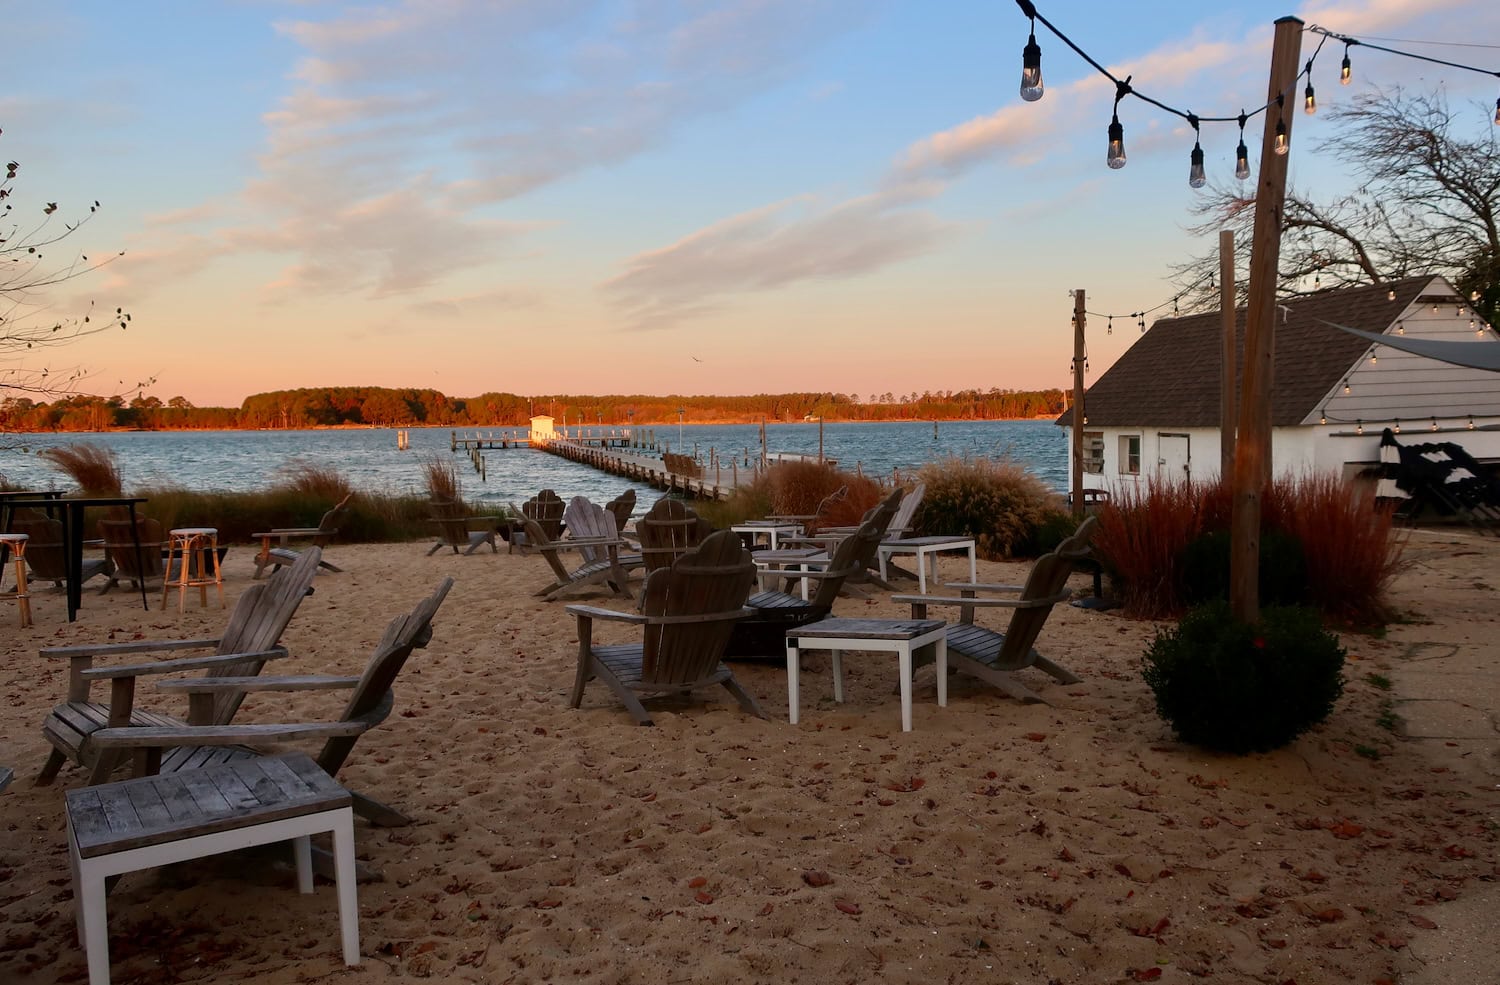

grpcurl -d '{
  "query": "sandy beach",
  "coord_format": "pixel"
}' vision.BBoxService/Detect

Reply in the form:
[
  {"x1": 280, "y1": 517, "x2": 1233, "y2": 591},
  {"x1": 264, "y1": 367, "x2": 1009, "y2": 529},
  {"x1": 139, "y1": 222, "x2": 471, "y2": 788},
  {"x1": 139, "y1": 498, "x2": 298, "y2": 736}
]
[{"x1": 1, "y1": 527, "x2": 1496, "y2": 984}]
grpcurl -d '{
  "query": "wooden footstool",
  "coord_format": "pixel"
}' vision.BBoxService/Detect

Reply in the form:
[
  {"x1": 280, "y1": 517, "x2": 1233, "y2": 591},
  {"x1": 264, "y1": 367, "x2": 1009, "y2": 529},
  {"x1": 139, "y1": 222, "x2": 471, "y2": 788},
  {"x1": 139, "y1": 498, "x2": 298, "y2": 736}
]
[{"x1": 65, "y1": 753, "x2": 359, "y2": 985}]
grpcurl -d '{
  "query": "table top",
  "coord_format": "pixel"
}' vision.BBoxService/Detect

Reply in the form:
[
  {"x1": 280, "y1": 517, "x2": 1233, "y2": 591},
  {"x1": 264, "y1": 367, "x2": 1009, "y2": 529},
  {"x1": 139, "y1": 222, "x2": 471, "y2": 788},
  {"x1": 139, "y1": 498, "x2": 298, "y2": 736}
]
[
  {"x1": 731, "y1": 520, "x2": 803, "y2": 530},
  {"x1": 66, "y1": 753, "x2": 348, "y2": 858},
  {"x1": 881, "y1": 535, "x2": 976, "y2": 549},
  {"x1": 753, "y1": 548, "x2": 827, "y2": 564},
  {"x1": 1, "y1": 495, "x2": 147, "y2": 510},
  {"x1": 791, "y1": 617, "x2": 946, "y2": 641}
]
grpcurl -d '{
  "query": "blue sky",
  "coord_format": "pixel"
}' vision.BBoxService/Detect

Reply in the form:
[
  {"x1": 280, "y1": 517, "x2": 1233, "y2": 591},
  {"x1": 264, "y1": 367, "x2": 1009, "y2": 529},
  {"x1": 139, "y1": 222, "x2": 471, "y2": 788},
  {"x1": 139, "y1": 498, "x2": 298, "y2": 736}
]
[{"x1": 6, "y1": 0, "x2": 1498, "y2": 407}]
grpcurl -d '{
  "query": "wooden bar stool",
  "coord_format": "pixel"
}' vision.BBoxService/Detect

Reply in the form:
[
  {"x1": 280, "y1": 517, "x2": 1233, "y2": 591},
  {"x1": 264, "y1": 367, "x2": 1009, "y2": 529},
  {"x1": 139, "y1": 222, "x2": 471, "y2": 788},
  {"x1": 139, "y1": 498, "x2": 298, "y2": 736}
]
[
  {"x1": 161, "y1": 527, "x2": 224, "y2": 611},
  {"x1": 0, "y1": 532, "x2": 31, "y2": 628}
]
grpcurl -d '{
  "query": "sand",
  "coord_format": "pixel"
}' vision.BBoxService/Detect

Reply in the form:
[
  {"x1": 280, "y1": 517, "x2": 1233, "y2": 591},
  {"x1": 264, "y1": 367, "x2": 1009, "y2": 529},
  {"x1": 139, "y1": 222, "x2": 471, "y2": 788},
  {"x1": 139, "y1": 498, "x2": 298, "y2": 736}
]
[{"x1": 1, "y1": 528, "x2": 1496, "y2": 984}]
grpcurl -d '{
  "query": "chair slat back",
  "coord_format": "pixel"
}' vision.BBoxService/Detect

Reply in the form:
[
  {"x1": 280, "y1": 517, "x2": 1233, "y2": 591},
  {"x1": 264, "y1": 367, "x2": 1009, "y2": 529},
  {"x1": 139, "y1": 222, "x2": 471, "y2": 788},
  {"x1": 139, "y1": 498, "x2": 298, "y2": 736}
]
[
  {"x1": 993, "y1": 516, "x2": 1098, "y2": 665},
  {"x1": 318, "y1": 578, "x2": 453, "y2": 774},
  {"x1": 209, "y1": 545, "x2": 323, "y2": 724},
  {"x1": 605, "y1": 490, "x2": 636, "y2": 534},
  {"x1": 562, "y1": 497, "x2": 618, "y2": 564},
  {"x1": 523, "y1": 490, "x2": 566, "y2": 541},
  {"x1": 888, "y1": 482, "x2": 926, "y2": 539},
  {"x1": 639, "y1": 530, "x2": 754, "y2": 684},
  {"x1": 98, "y1": 517, "x2": 166, "y2": 581},
  {"x1": 636, "y1": 498, "x2": 713, "y2": 573},
  {"x1": 9, "y1": 516, "x2": 67, "y2": 580}
]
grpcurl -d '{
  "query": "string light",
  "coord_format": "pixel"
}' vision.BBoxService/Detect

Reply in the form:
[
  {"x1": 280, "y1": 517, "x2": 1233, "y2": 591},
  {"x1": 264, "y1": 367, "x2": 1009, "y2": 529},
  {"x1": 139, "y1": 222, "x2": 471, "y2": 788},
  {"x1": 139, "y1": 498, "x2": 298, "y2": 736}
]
[
  {"x1": 1469, "y1": 416, "x2": 1476, "y2": 430},
  {"x1": 1494, "y1": 96, "x2": 1500, "y2": 126},
  {"x1": 1396, "y1": 321, "x2": 1404, "y2": 334},
  {"x1": 1019, "y1": 1, "x2": 1044, "y2": 101},
  {"x1": 1273, "y1": 95, "x2": 1289, "y2": 156},
  {"x1": 1234, "y1": 112, "x2": 1251, "y2": 180},
  {"x1": 1393, "y1": 419, "x2": 1400, "y2": 434},
  {"x1": 1107, "y1": 80, "x2": 1130, "y2": 170},
  {"x1": 1340, "y1": 42, "x2": 1353, "y2": 85},
  {"x1": 1431, "y1": 417, "x2": 1439, "y2": 431},
  {"x1": 1107, "y1": 316, "x2": 1113, "y2": 335},
  {"x1": 1137, "y1": 314, "x2": 1145, "y2": 332},
  {"x1": 1356, "y1": 420, "x2": 1364, "y2": 435},
  {"x1": 1304, "y1": 60, "x2": 1317, "y2": 114},
  {"x1": 1188, "y1": 116, "x2": 1206, "y2": 189},
  {"x1": 1343, "y1": 379, "x2": 1352, "y2": 394},
  {"x1": 1320, "y1": 411, "x2": 1327, "y2": 425},
  {"x1": 1387, "y1": 287, "x2": 1396, "y2": 301}
]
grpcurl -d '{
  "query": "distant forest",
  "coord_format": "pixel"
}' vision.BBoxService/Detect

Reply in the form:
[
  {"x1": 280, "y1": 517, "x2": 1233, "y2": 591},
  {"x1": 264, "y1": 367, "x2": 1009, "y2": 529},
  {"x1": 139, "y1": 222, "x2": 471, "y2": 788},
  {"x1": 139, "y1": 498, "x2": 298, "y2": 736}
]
[{"x1": 1, "y1": 386, "x2": 1066, "y2": 432}]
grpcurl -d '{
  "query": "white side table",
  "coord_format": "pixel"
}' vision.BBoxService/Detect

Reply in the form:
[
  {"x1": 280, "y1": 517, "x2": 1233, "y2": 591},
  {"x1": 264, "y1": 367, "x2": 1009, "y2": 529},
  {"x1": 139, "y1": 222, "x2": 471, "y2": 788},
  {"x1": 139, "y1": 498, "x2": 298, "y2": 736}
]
[
  {"x1": 786, "y1": 617, "x2": 947, "y2": 732},
  {"x1": 878, "y1": 536, "x2": 978, "y2": 594},
  {"x1": 66, "y1": 753, "x2": 359, "y2": 985},
  {"x1": 730, "y1": 521, "x2": 803, "y2": 551}
]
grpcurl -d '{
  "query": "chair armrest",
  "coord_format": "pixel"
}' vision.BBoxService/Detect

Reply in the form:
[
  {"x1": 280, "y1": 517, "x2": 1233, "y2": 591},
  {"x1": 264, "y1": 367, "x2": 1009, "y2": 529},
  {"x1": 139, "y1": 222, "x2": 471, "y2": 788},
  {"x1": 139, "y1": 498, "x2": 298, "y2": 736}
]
[
  {"x1": 155, "y1": 674, "x2": 361, "y2": 694},
  {"x1": 641, "y1": 608, "x2": 754, "y2": 626},
  {"x1": 41, "y1": 637, "x2": 225, "y2": 659},
  {"x1": 90, "y1": 720, "x2": 371, "y2": 749},
  {"x1": 566, "y1": 604, "x2": 648, "y2": 624},
  {"x1": 253, "y1": 527, "x2": 322, "y2": 538},
  {"x1": 891, "y1": 591, "x2": 1071, "y2": 609},
  {"x1": 78, "y1": 647, "x2": 291, "y2": 680},
  {"x1": 941, "y1": 581, "x2": 1027, "y2": 592}
]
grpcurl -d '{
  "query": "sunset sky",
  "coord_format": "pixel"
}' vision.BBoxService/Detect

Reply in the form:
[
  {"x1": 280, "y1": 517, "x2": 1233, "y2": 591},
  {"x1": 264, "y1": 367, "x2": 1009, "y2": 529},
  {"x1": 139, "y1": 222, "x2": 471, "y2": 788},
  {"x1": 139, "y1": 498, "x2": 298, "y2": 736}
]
[{"x1": 8, "y1": 1, "x2": 1499, "y2": 408}]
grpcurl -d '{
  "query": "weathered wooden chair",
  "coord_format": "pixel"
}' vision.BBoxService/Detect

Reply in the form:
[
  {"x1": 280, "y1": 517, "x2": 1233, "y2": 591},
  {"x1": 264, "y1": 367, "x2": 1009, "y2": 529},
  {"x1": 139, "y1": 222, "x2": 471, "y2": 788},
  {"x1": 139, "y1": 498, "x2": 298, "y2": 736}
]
[
  {"x1": 777, "y1": 487, "x2": 904, "y2": 590},
  {"x1": 253, "y1": 494, "x2": 352, "y2": 578},
  {"x1": 36, "y1": 546, "x2": 323, "y2": 785},
  {"x1": 523, "y1": 512, "x2": 642, "y2": 602},
  {"x1": 87, "y1": 578, "x2": 453, "y2": 828},
  {"x1": 635, "y1": 498, "x2": 715, "y2": 574},
  {"x1": 97, "y1": 516, "x2": 168, "y2": 594},
  {"x1": 567, "y1": 530, "x2": 765, "y2": 725},
  {"x1": 723, "y1": 510, "x2": 886, "y2": 658},
  {"x1": 768, "y1": 484, "x2": 848, "y2": 534},
  {"x1": 508, "y1": 489, "x2": 567, "y2": 554},
  {"x1": 9, "y1": 514, "x2": 113, "y2": 590},
  {"x1": 894, "y1": 516, "x2": 1097, "y2": 704},
  {"x1": 426, "y1": 499, "x2": 498, "y2": 556},
  {"x1": 563, "y1": 495, "x2": 644, "y2": 568},
  {"x1": 605, "y1": 489, "x2": 637, "y2": 536}
]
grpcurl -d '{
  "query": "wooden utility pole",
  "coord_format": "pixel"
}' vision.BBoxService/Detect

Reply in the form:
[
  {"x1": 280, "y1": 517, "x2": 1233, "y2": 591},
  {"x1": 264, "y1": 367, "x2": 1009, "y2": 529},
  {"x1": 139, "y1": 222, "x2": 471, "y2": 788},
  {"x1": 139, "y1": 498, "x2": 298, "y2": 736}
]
[
  {"x1": 1071, "y1": 289, "x2": 1087, "y2": 519},
  {"x1": 1220, "y1": 230, "x2": 1237, "y2": 480},
  {"x1": 1230, "y1": 16, "x2": 1303, "y2": 624}
]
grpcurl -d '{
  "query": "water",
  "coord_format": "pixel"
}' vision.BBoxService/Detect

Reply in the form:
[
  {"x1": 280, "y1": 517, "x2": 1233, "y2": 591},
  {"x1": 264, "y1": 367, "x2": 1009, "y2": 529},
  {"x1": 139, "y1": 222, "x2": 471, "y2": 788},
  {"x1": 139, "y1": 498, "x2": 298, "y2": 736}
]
[{"x1": 1, "y1": 420, "x2": 1068, "y2": 503}]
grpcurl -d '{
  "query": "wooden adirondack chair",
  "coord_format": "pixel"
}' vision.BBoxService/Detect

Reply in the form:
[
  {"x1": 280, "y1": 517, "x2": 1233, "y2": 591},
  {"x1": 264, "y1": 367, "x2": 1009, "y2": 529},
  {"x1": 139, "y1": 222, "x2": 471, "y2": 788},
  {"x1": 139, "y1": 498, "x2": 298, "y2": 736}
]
[
  {"x1": 36, "y1": 546, "x2": 323, "y2": 785},
  {"x1": 635, "y1": 498, "x2": 715, "y2": 574},
  {"x1": 253, "y1": 493, "x2": 352, "y2": 578},
  {"x1": 87, "y1": 578, "x2": 453, "y2": 828},
  {"x1": 723, "y1": 510, "x2": 887, "y2": 658},
  {"x1": 426, "y1": 499, "x2": 499, "y2": 556},
  {"x1": 523, "y1": 513, "x2": 641, "y2": 602},
  {"x1": 567, "y1": 530, "x2": 765, "y2": 725},
  {"x1": 97, "y1": 516, "x2": 167, "y2": 594},
  {"x1": 562, "y1": 496, "x2": 643, "y2": 568},
  {"x1": 508, "y1": 490, "x2": 567, "y2": 554},
  {"x1": 894, "y1": 516, "x2": 1097, "y2": 704},
  {"x1": 605, "y1": 490, "x2": 636, "y2": 535},
  {"x1": 777, "y1": 487, "x2": 904, "y2": 590},
  {"x1": 769, "y1": 484, "x2": 848, "y2": 534},
  {"x1": 9, "y1": 514, "x2": 113, "y2": 590}
]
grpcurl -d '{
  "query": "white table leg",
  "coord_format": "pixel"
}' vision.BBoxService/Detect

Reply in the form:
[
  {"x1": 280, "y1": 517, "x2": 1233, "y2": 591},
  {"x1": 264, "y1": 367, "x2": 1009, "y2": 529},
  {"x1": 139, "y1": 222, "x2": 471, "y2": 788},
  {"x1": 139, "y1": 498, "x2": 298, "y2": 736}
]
[
  {"x1": 916, "y1": 548, "x2": 928, "y2": 594},
  {"x1": 967, "y1": 546, "x2": 977, "y2": 584},
  {"x1": 898, "y1": 643, "x2": 913, "y2": 732},
  {"x1": 333, "y1": 810, "x2": 360, "y2": 966},
  {"x1": 927, "y1": 550, "x2": 939, "y2": 592},
  {"x1": 294, "y1": 834, "x2": 313, "y2": 893},
  {"x1": 936, "y1": 634, "x2": 948, "y2": 708},
  {"x1": 786, "y1": 640, "x2": 800, "y2": 724},
  {"x1": 878, "y1": 546, "x2": 890, "y2": 583},
  {"x1": 831, "y1": 648, "x2": 844, "y2": 703}
]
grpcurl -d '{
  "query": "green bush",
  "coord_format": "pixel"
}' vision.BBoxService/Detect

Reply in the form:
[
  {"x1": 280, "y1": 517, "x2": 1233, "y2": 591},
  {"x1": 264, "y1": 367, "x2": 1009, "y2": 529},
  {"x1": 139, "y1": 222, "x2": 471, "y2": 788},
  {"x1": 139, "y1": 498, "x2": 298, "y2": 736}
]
[
  {"x1": 913, "y1": 455, "x2": 1058, "y2": 560},
  {"x1": 1142, "y1": 601, "x2": 1346, "y2": 754},
  {"x1": 1180, "y1": 529, "x2": 1308, "y2": 608}
]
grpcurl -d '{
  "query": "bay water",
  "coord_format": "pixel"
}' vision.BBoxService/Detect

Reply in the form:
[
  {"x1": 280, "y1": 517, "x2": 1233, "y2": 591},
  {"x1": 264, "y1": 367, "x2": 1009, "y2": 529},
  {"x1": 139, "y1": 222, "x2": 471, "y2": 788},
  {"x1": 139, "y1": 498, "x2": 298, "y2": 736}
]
[{"x1": 1, "y1": 420, "x2": 1067, "y2": 506}]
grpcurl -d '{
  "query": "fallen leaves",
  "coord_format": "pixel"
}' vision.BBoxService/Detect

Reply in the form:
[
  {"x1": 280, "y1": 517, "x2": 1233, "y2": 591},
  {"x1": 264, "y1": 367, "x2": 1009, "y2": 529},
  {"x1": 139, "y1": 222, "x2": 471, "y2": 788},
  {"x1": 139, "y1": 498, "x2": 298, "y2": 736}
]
[
  {"x1": 802, "y1": 871, "x2": 833, "y2": 887},
  {"x1": 883, "y1": 777, "x2": 926, "y2": 793},
  {"x1": 834, "y1": 900, "x2": 862, "y2": 915}
]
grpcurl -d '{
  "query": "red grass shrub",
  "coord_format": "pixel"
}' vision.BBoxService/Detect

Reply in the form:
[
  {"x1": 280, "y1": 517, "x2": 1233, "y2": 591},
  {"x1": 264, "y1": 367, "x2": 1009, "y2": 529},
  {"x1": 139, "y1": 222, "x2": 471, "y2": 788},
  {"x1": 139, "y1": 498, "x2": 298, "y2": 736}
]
[{"x1": 1093, "y1": 473, "x2": 1407, "y2": 625}]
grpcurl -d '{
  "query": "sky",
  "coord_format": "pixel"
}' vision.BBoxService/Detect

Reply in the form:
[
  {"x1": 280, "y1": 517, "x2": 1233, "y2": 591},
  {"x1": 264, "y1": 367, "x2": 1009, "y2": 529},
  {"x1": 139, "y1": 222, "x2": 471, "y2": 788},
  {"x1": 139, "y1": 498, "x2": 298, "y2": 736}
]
[{"x1": 6, "y1": 0, "x2": 1500, "y2": 409}]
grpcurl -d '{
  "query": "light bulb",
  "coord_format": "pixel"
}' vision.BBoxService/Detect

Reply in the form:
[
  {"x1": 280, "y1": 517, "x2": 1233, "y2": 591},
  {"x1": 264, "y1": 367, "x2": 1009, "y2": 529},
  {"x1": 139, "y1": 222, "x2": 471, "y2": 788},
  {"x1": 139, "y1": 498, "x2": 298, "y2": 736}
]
[
  {"x1": 1396, "y1": 321, "x2": 1404, "y2": 334},
  {"x1": 1431, "y1": 418, "x2": 1439, "y2": 431},
  {"x1": 1107, "y1": 115, "x2": 1126, "y2": 170},
  {"x1": 1356, "y1": 420, "x2": 1364, "y2": 435},
  {"x1": 1320, "y1": 413, "x2": 1327, "y2": 425},
  {"x1": 1473, "y1": 290, "x2": 1482, "y2": 301},
  {"x1": 1387, "y1": 287, "x2": 1396, "y2": 301},
  {"x1": 1344, "y1": 381, "x2": 1351, "y2": 394},
  {"x1": 1469, "y1": 417, "x2": 1476, "y2": 430},
  {"x1": 1494, "y1": 97, "x2": 1499, "y2": 126},
  {"x1": 1235, "y1": 139, "x2": 1250, "y2": 180},
  {"x1": 1394, "y1": 420, "x2": 1400, "y2": 434},
  {"x1": 1188, "y1": 143, "x2": 1206, "y2": 188},
  {"x1": 1274, "y1": 117, "x2": 1289, "y2": 156},
  {"x1": 1020, "y1": 32, "x2": 1043, "y2": 102},
  {"x1": 1304, "y1": 83, "x2": 1317, "y2": 115},
  {"x1": 1341, "y1": 51, "x2": 1352, "y2": 86}
]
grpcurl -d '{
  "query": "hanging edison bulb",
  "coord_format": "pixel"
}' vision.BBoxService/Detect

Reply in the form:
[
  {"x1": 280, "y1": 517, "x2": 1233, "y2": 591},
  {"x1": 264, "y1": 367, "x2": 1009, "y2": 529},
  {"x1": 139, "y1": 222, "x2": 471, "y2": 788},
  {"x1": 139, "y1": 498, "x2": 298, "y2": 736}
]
[
  {"x1": 1340, "y1": 45, "x2": 1352, "y2": 85},
  {"x1": 1107, "y1": 114, "x2": 1126, "y2": 170},
  {"x1": 1107, "y1": 316, "x2": 1113, "y2": 335},
  {"x1": 1020, "y1": 28, "x2": 1043, "y2": 102},
  {"x1": 1343, "y1": 380, "x2": 1352, "y2": 394},
  {"x1": 1188, "y1": 142, "x2": 1206, "y2": 189},
  {"x1": 1304, "y1": 81, "x2": 1317, "y2": 115},
  {"x1": 1274, "y1": 116, "x2": 1289, "y2": 156},
  {"x1": 1234, "y1": 138, "x2": 1250, "y2": 179},
  {"x1": 1387, "y1": 287, "x2": 1396, "y2": 301},
  {"x1": 1494, "y1": 96, "x2": 1499, "y2": 126}
]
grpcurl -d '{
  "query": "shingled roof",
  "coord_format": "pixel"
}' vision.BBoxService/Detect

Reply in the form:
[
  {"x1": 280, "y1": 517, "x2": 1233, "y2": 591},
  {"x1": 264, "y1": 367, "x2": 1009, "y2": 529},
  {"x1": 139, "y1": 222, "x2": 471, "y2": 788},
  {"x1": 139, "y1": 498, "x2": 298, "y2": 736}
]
[{"x1": 1057, "y1": 275, "x2": 1440, "y2": 428}]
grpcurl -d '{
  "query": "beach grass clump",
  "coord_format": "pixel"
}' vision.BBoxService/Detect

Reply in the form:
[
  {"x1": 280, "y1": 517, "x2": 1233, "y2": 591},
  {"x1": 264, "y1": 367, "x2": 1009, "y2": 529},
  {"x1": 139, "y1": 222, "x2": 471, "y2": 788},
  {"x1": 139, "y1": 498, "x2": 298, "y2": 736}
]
[
  {"x1": 1142, "y1": 600, "x2": 1346, "y2": 754},
  {"x1": 1092, "y1": 473, "x2": 1406, "y2": 625},
  {"x1": 137, "y1": 483, "x2": 435, "y2": 544},
  {"x1": 277, "y1": 460, "x2": 354, "y2": 503},
  {"x1": 39, "y1": 442, "x2": 124, "y2": 496},
  {"x1": 912, "y1": 455, "x2": 1058, "y2": 560},
  {"x1": 422, "y1": 455, "x2": 461, "y2": 502},
  {"x1": 698, "y1": 461, "x2": 881, "y2": 530}
]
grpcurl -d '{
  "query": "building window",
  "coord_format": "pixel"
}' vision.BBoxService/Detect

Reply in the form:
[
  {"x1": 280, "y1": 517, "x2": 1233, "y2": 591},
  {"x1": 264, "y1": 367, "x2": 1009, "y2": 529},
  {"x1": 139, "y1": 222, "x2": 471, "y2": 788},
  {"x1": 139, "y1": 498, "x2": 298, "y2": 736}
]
[
  {"x1": 1083, "y1": 432, "x2": 1105, "y2": 474},
  {"x1": 1120, "y1": 434, "x2": 1141, "y2": 475}
]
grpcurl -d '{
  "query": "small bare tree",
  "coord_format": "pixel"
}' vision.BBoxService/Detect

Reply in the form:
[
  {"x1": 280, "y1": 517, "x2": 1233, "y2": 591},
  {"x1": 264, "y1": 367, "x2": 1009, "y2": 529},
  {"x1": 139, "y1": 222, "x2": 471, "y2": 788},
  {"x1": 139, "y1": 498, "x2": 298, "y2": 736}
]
[
  {"x1": 1172, "y1": 88, "x2": 1500, "y2": 323},
  {"x1": 1, "y1": 128, "x2": 136, "y2": 400}
]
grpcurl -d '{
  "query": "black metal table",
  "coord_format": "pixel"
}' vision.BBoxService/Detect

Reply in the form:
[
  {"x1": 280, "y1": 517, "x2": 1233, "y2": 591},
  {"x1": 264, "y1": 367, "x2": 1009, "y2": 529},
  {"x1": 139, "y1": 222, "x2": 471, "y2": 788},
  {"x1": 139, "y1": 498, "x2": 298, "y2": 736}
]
[{"x1": 1, "y1": 496, "x2": 150, "y2": 621}]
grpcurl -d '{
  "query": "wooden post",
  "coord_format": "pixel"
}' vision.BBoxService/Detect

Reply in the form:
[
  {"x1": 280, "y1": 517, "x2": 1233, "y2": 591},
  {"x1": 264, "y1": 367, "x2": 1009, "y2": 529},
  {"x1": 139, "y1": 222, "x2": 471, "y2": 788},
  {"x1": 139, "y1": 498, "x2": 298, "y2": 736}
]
[
  {"x1": 818, "y1": 417, "x2": 824, "y2": 463},
  {"x1": 1071, "y1": 289, "x2": 1087, "y2": 519},
  {"x1": 1230, "y1": 16, "x2": 1303, "y2": 624},
  {"x1": 1220, "y1": 230, "x2": 1237, "y2": 480}
]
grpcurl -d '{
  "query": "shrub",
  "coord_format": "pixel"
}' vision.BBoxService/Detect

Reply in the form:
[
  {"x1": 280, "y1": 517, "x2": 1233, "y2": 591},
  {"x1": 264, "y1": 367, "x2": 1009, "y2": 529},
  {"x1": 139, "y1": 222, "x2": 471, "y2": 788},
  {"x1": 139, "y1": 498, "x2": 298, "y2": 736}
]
[
  {"x1": 699, "y1": 461, "x2": 882, "y2": 530},
  {"x1": 1180, "y1": 529, "x2": 1308, "y2": 608},
  {"x1": 421, "y1": 455, "x2": 460, "y2": 502},
  {"x1": 277, "y1": 460, "x2": 354, "y2": 503},
  {"x1": 913, "y1": 455, "x2": 1057, "y2": 560},
  {"x1": 1141, "y1": 601, "x2": 1346, "y2": 754},
  {"x1": 39, "y1": 442, "x2": 124, "y2": 496},
  {"x1": 1019, "y1": 508, "x2": 1081, "y2": 557},
  {"x1": 1090, "y1": 476, "x2": 1211, "y2": 616}
]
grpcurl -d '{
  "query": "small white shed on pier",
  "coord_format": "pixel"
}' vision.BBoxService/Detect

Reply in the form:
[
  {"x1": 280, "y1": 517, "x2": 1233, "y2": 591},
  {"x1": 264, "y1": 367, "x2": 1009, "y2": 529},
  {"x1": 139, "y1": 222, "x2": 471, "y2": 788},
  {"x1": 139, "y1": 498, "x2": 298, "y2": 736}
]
[{"x1": 529, "y1": 415, "x2": 557, "y2": 441}]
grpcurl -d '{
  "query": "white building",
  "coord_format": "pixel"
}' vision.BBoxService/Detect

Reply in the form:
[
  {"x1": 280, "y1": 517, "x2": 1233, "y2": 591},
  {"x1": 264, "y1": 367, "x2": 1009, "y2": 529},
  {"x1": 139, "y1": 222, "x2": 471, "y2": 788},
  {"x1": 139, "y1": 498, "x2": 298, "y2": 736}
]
[{"x1": 1056, "y1": 275, "x2": 1500, "y2": 493}]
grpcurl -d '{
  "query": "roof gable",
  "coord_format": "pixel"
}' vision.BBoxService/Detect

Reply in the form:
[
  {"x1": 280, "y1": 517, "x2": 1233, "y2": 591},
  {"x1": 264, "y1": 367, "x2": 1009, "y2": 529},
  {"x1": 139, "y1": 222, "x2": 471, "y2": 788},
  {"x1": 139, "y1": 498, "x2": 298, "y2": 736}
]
[{"x1": 1057, "y1": 276, "x2": 1440, "y2": 428}]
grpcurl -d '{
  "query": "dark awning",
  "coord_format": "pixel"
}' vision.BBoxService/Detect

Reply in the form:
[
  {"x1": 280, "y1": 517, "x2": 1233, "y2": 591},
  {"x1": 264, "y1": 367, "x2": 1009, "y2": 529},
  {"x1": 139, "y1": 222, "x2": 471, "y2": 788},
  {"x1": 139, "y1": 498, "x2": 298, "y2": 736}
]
[{"x1": 1323, "y1": 320, "x2": 1500, "y2": 372}]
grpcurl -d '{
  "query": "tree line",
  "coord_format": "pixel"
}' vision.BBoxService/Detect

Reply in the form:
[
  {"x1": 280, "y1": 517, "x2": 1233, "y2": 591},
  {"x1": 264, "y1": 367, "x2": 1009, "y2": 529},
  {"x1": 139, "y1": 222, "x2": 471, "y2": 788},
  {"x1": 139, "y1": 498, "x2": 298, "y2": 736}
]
[{"x1": 0, "y1": 386, "x2": 1066, "y2": 433}]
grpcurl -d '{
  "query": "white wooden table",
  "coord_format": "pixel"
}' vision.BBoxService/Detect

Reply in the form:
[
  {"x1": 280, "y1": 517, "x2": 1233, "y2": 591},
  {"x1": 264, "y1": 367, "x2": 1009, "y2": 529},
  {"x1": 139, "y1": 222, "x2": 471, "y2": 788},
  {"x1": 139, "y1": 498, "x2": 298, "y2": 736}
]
[
  {"x1": 878, "y1": 536, "x2": 978, "y2": 594},
  {"x1": 752, "y1": 547, "x2": 827, "y2": 600},
  {"x1": 730, "y1": 521, "x2": 803, "y2": 551},
  {"x1": 65, "y1": 753, "x2": 359, "y2": 985},
  {"x1": 785, "y1": 617, "x2": 947, "y2": 732}
]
